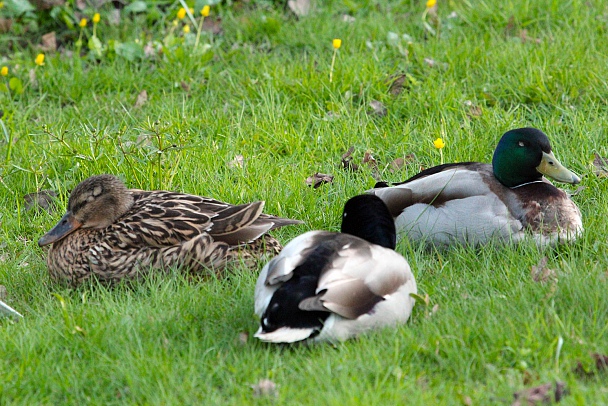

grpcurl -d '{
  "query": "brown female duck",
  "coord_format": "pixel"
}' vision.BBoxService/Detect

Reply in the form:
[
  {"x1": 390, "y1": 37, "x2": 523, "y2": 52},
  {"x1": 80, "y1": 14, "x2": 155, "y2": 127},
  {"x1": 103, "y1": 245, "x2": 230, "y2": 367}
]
[{"x1": 38, "y1": 174, "x2": 302, "y2": 286}]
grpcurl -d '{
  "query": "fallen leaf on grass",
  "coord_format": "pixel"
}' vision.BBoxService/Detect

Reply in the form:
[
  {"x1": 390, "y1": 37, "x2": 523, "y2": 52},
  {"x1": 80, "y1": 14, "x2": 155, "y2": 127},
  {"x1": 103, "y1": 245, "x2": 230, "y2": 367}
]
[
  {"x1": 134, "y1": 90, "x2": 148, "y2": 108},
  {"x1": 389, "y1": 153, "x2": 417, "y2": 172},
  {"x1": 531, "y1": 257, "x2": 556, "y2": 283},
  {"x1": 227, "y1": 155, "x2": 244, "y2": 169},
  {"x1": 363, "y1": 151, "x2": 377, "y2": 169},
  {"x1": 464, "y1": 100, "x2": 482, "y2": 118},
  {"x1": 341, "y1": 146, "x2": 358, "y2": 171},
  {"x1": 40, "y1": 31, "x2": 57, "y2": 52},
  {"x1": 251, "y1": 379, "x2": 278, "y2": 397},
  {"x1": 180, "y1": 81, "x2": 191, "y2": 92},
  {"x1": 287, "y1": 0, "x2": 311, "y2": 17},
  {"x1": 237, "y1": 331, "x2": 248, "y2": 345},
  {"x1": 306, "y1": 173, "x2": 334, "y2": 188},
  {"x1": 387, "y1": 73, "x2": 407, "y2": 96},
  {"x1": 519, "y1": 29, "x2": 542, "y2": 44},
  {"x1": 369, "y1": 100, "x2": 387, "y2": 117},
  {"x1": 592, "y1": 153, "x2": 608, "y2": 177},
  {"x1": 0, "y1": 18, "x2": 13, "y2": 33},
  {"x1": 203, "y1": 17, "x2": 223, "y2": 35},
  {"x1": 573, "y1": 353, "x2": 608, "y2": 377},
  {"x1": 512, "y1": 381, "x2": 567, "y2": 405},
  {"x1": 23, "y1": 190, "x2": 58, "y2": 213}
]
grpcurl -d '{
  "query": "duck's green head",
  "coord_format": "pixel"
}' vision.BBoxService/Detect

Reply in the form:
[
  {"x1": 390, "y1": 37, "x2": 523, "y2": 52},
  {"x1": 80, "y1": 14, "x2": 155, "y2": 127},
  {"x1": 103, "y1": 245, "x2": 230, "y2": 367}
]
[{"x1": 491, "y1": 128, "x2": 580, "y2": 188}]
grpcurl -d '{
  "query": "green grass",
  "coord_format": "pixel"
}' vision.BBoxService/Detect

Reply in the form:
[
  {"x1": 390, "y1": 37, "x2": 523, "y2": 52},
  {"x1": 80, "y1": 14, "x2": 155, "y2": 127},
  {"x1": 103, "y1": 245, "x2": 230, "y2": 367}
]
[{"x1": 1, "y1": 0, "x2": 608, "y2": 403}]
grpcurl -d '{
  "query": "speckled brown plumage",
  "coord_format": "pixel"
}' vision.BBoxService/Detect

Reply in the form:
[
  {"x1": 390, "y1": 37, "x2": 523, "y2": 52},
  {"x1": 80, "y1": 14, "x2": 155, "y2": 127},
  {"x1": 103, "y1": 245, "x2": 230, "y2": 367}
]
[{"x1": 39, "y1": 175, "x2": 302, "y2": 286}]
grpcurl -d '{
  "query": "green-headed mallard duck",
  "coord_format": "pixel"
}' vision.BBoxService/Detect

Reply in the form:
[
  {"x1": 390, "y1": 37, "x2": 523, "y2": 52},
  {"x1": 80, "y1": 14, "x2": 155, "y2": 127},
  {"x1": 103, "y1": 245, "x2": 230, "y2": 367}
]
[
  {"x1": 254, "y1": 195, "x2": 417, "y2": 343},
  {"x1": 38, "y1": 174, "x2": 302, "y2": 286},
  {"x1": 368, "y1": 128, "x2": 582, "y2": 247}
]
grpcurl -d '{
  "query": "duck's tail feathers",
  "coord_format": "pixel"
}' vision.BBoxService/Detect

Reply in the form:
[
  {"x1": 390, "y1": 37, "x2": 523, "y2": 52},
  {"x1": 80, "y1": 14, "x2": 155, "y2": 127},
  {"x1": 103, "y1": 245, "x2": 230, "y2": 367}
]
[{"x1": 211, "y1": 201, "x2": 303, "y2": 245}]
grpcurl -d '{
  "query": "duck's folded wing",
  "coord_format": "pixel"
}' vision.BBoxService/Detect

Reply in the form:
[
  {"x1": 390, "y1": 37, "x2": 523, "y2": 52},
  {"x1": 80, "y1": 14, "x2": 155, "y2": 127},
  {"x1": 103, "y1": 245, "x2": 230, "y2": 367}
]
[
  {"x1": 368, "y1": 163, "x2": 496, "y2": 216},
  {"x1": 299, "y1": 243, "x2": 412, "y2": 320}
]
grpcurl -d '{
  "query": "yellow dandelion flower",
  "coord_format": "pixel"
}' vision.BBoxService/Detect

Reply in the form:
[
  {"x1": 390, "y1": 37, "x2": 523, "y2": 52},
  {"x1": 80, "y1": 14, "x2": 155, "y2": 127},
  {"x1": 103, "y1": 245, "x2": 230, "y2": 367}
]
[
  {"x1": 79, "y1": 18, "x2": 88, "y2": 28},
  {"x1": 93, "y1": 13, "x2": 100, "y2": 24},
  {"x1": 332, "y1": 38, "x2": 342, "y2": 49},
  {"x1": 426, "y1": 0, "x2": 436, "y2": 8},
  {"x1": 177, "y1": 7, "x2": 186, "y2": 19},
  {"x1": 433, "y1": 137, "x2": 445, "y2": 149},
  {"x1": 1, "y1": 66, "x2": 8, "y2": 76},
  {"x1": 35, "y1": 53, "x2": 45, "y2": 66},
  {"x1": 183, "y1": 24, "x2": 190, "y2": 33},
  {"x1": 201, "y1": 5, "x2": 210, "y2": 17}
]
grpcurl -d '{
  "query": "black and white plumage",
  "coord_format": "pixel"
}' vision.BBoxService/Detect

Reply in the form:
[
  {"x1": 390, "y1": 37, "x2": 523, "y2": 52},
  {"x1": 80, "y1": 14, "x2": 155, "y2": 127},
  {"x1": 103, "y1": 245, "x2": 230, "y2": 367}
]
[{"x1": 254, "y1": 195, "x2": 417, "y2": 343}]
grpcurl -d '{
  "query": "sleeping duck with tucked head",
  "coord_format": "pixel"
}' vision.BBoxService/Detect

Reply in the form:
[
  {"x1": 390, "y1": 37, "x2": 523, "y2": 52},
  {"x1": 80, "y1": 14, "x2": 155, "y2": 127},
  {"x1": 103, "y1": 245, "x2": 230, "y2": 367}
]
[
  {"x1": 38, "y1": 174, "x2": 302, "y2": 286},
  {"x1": 254, "y1": 194, "x2": 417, "y2": 343},
  {"x1": 368, "y1": 128, "x2": 582, "y2": 247}
]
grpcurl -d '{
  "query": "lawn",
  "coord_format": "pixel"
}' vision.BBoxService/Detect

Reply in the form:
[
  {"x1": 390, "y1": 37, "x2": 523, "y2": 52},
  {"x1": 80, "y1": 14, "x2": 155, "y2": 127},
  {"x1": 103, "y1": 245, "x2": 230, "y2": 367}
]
[{"x1": 1, "y1": 0, "x2": 608, "y2": 404}]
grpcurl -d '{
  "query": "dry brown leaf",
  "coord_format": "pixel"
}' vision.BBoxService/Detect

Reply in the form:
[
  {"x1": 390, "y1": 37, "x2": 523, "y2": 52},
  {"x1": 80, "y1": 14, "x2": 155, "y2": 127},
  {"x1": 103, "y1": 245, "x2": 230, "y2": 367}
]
[
  {"x1": 227, "y1": 155, "x2": 244, "y2": 169},
  {"x1": 24, "y1": 190, "x2": 57, "y2": 213},
  {"x1": 180, "y1": 81, "x2": 191, "y2": 92},
  {"x1": 464, "y1": 100, "x2": 482, "y2": 118},
  {"x1": 251, "y1": 379, "x2": 278, "y2": 397},
  {"x1": 363, "y1": 151, "x2": 377, "y2": 169},
  {"x1": 387, "y1": 74, "x2": 407, "y2": 96},
  {"x1": 505, "y1": 15, "x2": 517, "y2": 36},
  {"x1": 203, "y1": 17, "x2": 223, "y2": 35},
  {"x1": 0, "y1": 18, "x2": 13, "y2": 33},
  {"x1": 341, "y1": 146, "x2": 358, "y2": 171},
  {"x1": 369, "y1": 100, "x2": 387, "y2": 117},
  {"x1": 424, "y1": 57, "x2": 437, "y2": 67},
  {"x1": 40, "y1": 31, "x2": 57, "y2": 52},
  {"x1": 306, "y1": 173, "x2": 334, "y2": 188},
  {"x1": 287, "y1": 0, "x2": 311, "y2": 17},
  {"x1": 237, "y1": 331, "x2": 248, "y2": 345},
  {"x1": 512, "y1": 381, "x2": 566, "y2": 405},
  {"x1": 531, "y1": 257, "x2": 556, "y2": 283},
  {"x1": 30, "y1": 0, "x2": 65, "y2": 10},
  {"x1": 389, "y1": 153, "x2": 417, "y2": 172},
  {"x1": 574, "y1": 353, "x2": 608, "y2": 377},
  {"x1": 519, "y1": 29, "x2": 542, "y2": 44},
  {"x1": 134, "y1": 90, "x2": 148, "y2": 109},
  {"x1": 592, "y1": 153, "x2": 608, "y2": 177}
]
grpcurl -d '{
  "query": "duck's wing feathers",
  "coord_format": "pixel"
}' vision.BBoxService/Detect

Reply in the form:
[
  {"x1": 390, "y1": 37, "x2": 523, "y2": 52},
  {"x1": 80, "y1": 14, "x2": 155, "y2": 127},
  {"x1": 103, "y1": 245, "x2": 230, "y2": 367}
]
[
  {"x1": 258, "y1": 231, "x2": 411, "y2": 321},
  {"x1": 298, "y1": 238, "x2": 411, "y2": 320},
  {"x1": 368, "y1": 163, "x2": 506, "y2": 215},
  {"x1": 117, "y1": 191, "x2": 301, "y2": 248}
]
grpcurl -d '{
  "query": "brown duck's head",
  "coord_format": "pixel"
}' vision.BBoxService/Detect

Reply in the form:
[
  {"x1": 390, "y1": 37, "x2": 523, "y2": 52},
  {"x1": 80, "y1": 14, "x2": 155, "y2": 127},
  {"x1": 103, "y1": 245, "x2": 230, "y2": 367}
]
[{"x1": 38, "y1": 174, "x2": 134, "y2": 247}]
